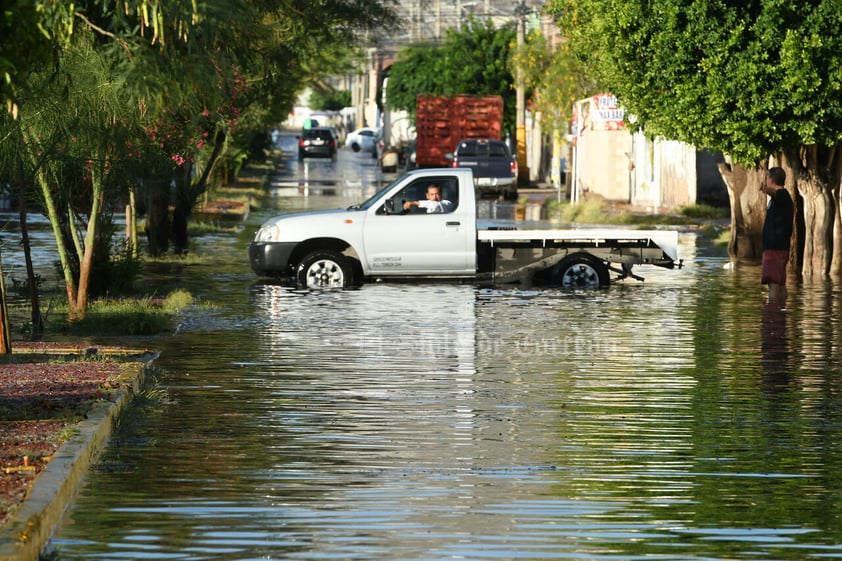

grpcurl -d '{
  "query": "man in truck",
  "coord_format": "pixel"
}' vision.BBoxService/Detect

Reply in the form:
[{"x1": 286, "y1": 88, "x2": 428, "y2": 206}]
[{"x1": 403, "y1": 184, "x2": 455, "y2": 214}]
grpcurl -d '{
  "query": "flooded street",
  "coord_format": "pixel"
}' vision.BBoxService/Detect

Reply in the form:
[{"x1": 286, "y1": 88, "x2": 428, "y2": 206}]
[{"x1": 30, "y1": 145, "x2": 842, "y2": 560}]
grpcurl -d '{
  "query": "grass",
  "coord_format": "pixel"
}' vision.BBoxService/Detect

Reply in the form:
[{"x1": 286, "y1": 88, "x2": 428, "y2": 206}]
[
  {"x1": 212, "y1": 185, "x2": 263, "y2": 200},
  {"x1": 48, "y1": 289, "x2": 198, "y2": 337},
  {"x1": 57, "y1": 425, "x2": 81, "y2": 441},
  {"x1": 114, "y1": 381, "x2": 174, "y2": 433},
  {"x1": 678, "y1": 203, "x2": 728, "y2": 219},
  {"x1": 188, "y1": 221, "x2": 243, "y2": 235}
]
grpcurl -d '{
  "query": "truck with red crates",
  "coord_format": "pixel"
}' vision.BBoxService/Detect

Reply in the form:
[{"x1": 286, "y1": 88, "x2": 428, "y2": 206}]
[{"x1": 412, "y1": 94, "x2": 504, "y2": 168}]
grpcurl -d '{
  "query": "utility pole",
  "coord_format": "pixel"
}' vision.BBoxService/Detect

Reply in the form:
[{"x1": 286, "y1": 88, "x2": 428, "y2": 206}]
[
  {"x1": 515, "y1": 0, "x2": 530, "y2": 187},
  {"x1": 435, "y1": 0, "x2": 441, "y2": 39}
]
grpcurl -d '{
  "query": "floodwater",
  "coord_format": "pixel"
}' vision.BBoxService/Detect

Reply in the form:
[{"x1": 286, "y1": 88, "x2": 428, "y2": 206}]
[{"x1": 30, "y1": 159, "x2": 842, "y2": 560}]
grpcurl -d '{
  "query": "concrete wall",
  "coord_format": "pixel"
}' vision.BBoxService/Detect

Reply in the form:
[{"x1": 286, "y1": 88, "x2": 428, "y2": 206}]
[
  {"x1": 656, "y1": 140, "x2": 697, "y2": 209},
  {"x1": 590, "y1": 130, "x2": 632, "y2": 201}
]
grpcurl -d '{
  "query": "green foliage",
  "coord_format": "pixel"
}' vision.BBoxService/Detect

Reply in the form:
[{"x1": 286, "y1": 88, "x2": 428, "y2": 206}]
[
  {"x1": 86, "y1": 240, "x2": 145, "y2": 298},
  {"x1": 0, "y1": 2, "x2": 75, "y2": 115},
  {"x1": 310, "y1": 89, "x2": 352, "y2": 111},
  {"x1": 696, "y1": 222, "x2": 729, "y2": 244},
  {"x1": 386, "y1": 45, "x2": 444, "y2": 113},
  {"x1": 510, "y1": 29, "x2": 593, "y2": 129},
  {"x1": 386, "y1": 19, "x2": 517, "y2": 131},
  {"x1": 545, "y1": 0, "x2": 842, "y2": 165}
]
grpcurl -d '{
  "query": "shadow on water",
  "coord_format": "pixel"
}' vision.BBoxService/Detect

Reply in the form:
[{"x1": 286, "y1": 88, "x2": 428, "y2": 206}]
[{"x1": 40, "y1": 200, "x2": 842, "y2": 560}]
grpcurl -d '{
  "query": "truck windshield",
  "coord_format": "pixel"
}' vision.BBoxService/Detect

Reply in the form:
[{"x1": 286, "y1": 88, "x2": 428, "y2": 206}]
[{"x1": 347, "y1": 176, "x2": 404, "y2": 211}]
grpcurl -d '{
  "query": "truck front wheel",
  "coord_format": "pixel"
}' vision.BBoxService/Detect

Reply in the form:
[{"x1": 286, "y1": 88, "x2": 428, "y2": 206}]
[
  {"x1": 297, "y1": 250, "x2": 353, "y2": 289},
  {"x1": 554, "y1": 254, "x2": 610, "y2": 289}
]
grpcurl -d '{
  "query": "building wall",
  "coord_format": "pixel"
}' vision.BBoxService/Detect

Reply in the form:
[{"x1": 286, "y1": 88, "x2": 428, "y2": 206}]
[
  {"x1": 582, "y1": 130, "x2": 632, "y2": 201},
  {"x1": 657, "y1": 140, "x2": 697, "y2": 209}
]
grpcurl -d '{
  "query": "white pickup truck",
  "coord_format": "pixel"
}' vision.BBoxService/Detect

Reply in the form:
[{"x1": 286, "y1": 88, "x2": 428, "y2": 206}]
[{"x1": 248, "y1": 168, "x2": 680, "y2": 289}]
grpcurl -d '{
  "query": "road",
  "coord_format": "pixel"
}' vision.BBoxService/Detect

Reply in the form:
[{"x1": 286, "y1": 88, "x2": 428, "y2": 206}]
[{"x1": 271, "y1": 128, "x2": 397, "y2": 201}]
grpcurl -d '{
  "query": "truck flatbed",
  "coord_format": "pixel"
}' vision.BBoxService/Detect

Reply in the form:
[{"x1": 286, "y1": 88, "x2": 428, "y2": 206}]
[{"x1": 478, "y1": 228, "x2": 678, "y2": 261}]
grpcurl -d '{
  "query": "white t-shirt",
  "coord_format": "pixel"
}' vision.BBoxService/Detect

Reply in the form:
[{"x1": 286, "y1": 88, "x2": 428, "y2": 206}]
[{"x1": 418, "y1": 199, "x2": 455, "y2": 214}]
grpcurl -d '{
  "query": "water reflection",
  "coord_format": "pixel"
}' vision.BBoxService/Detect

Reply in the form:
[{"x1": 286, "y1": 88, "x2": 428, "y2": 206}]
[
  {"x1": 761, "y1": 302, "x2": 790, "y2": 389},
  {"x1": 42, "y1": 207, "x2": 842, "y2": 560}
]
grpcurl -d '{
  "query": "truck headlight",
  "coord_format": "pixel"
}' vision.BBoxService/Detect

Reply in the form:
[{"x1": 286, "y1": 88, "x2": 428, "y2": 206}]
[{"x1": 254, "y1": 224, "x2": 280, "y2": 242}]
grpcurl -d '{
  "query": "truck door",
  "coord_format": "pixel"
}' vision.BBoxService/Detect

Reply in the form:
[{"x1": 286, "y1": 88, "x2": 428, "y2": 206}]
[{"x1": 362, "y1": 176, "x2": 476, "y2": 275}]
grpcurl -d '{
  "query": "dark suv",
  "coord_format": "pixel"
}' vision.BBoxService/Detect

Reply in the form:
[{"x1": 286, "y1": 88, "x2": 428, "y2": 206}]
[{"x1": 298, "y1": 127, "x2": 337, "y2": 159}]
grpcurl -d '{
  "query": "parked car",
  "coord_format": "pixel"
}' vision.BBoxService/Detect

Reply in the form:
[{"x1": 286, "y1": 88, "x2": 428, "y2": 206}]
[
  {"x1": 447, "y1": 138, "x2": 518, "y2": 200},
  {"x1": 298, "y1": 127, "x2": 337, "y2": 159},
  {"x1": 344, "y1": 127, "x2": 379, "y2": 155}
]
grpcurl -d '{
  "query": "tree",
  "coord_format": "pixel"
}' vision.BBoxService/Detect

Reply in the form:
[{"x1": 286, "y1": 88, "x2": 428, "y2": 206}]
[
  {"x1": 310, "y1": 89, "x2": 353, "y2": 112},
  {"x1": 547, "y1": 0, "x2": 842, "y2": 277},
  {"x1": 1, "y1": 0, "x2": 402, "y2": 323},
  {"x1": 86, "y1": 0, "x2": 400, "y2": 255},
  {"x1": 509, "y1": 28, "x2": 592, "y2": 131},
  {"x1": 16, "y1": 30, "x2": 140, "y2": 319},
  {"x1": 386, "y1": 19, "x2": 517, "y2": 133}
]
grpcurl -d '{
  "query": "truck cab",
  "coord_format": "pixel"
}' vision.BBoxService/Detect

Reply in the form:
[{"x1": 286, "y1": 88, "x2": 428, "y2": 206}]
[
  {"x1": 248, "y1": 169, "x2": 479, "y2": 287},
  {"x1": 361, "y1": 172, "x2": 477, "y2": 276}
]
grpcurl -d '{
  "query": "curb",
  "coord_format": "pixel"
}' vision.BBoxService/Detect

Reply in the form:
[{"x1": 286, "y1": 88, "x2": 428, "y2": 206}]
[{"x1": 0, "y1": 357, "x2": 155, "y2": 561}]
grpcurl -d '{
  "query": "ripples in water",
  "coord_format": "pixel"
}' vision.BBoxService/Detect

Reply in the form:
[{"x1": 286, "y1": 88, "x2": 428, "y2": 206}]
[{"x1": 44, "y1": 229, "x2": 842, "y2": 560}]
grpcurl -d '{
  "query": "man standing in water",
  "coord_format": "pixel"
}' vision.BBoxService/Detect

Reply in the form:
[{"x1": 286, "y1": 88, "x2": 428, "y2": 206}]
[{"x1": 760, "y1": 166, "x2": 794, "y2": 306}]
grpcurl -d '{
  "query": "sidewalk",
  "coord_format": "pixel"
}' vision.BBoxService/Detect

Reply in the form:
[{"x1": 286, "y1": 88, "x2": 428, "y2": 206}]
[{"x1": 0, "y1": 345, "x2": 156, "y2": 561}]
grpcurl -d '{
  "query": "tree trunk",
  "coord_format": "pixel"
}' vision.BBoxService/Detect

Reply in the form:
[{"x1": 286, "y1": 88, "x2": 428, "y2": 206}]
[
  {"x1": 170, "y1": 128, "x2": 228, "y2": 255},
  {"x1": 36, "y1": 169, "x2": 78, "y2": 311},
  {"x1": 127, "y1": 188, "x2": 138, "y2": 259},
  {"x1": 782, "y1": 146, "x2": 836, "y2": 279},
  {"x1": 146, "y1": 179, "x2": 171, "y2": 257},
  {"x1": 16, "y1": 145, "x2": 43, "y2": 338},
  {"x1": 832, "y1": 180, "x2": 842, "y2": 277},
  {"x1": 793, "y1": 177, "x2": 831, "y2": 278},
  {"x1": 73, "y1": 158, "x2": 105, "y2": 317},
  {"x1": 0, "y1": 253, "x2": 10, "y2": 354},
  {"x1": 826, "y1": 147, "x2": 842, "y2": 278},
  {"x1": 171, "y1": 168, "x2": 191, "y2": 255},
  {"x1": 719, "y1": 161, "x2": 766, "y2": 262}
]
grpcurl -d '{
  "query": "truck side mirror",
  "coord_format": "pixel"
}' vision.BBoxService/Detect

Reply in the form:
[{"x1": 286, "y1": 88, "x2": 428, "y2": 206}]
[
  {"x1": 384, "y1": 198, "x2": 400, "y2": 214},
  {"x1": 445, "y1": 153, "x2": 454, "y2": 161}
]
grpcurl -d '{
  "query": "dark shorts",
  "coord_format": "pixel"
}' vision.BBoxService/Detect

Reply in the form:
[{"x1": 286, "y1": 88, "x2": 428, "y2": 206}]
[{"x1": 761, "y1": 250, "x2": 789, "y2": 285}]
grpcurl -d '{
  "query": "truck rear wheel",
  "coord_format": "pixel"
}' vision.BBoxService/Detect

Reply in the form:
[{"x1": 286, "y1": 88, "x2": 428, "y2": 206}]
[
  {"x1": 297, "y1": 250, "x2": 353, "y2": 289},
  {"x1": 554, "y1": 254, "x2": 610, "y2": 288}
]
